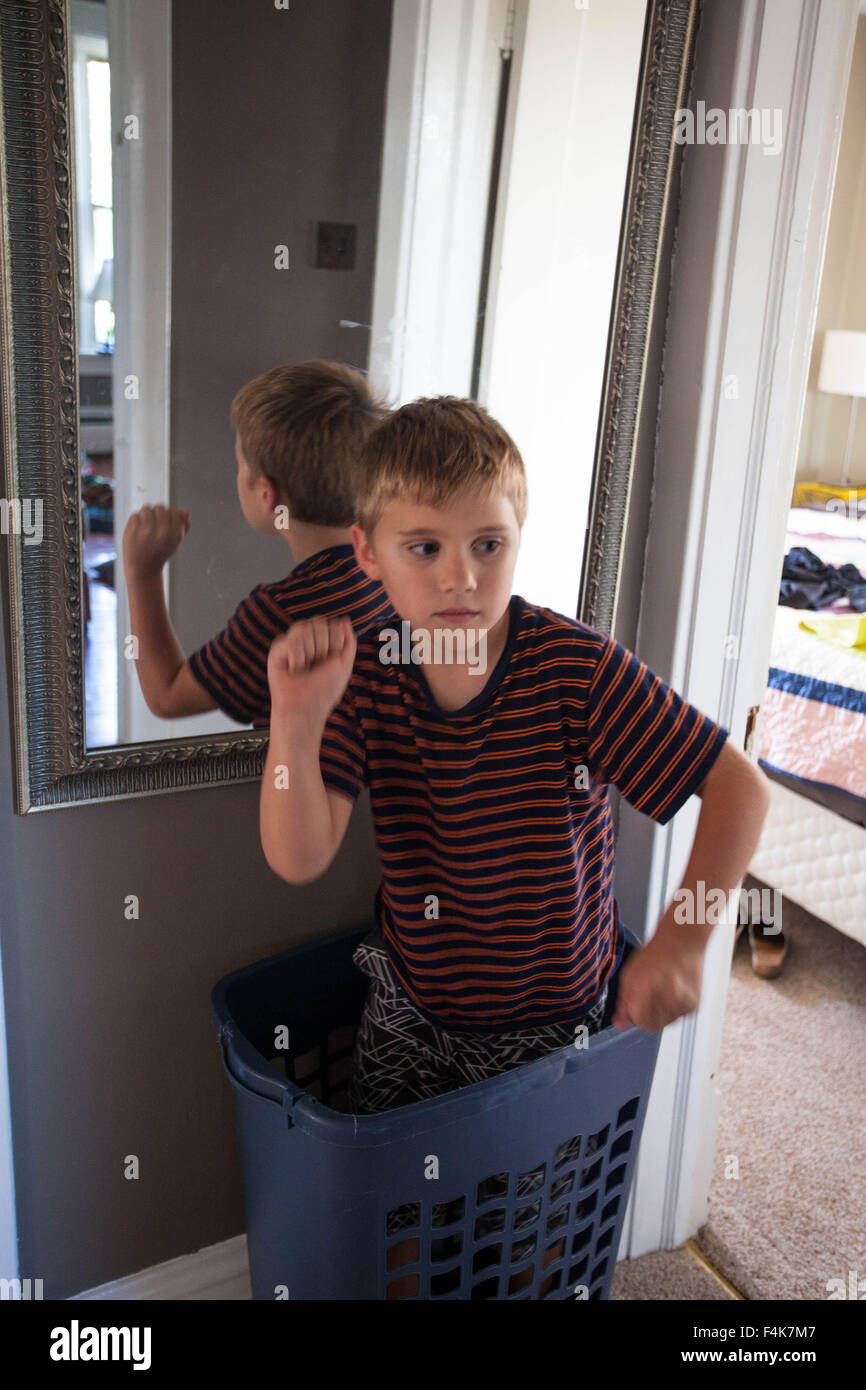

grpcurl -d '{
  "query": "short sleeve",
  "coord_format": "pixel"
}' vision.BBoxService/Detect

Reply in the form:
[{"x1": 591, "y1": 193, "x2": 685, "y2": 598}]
[
  {"x1": 319, "y1": 679, "x2": 367, "y2": 804},
  {"x1": 188, "y1": 587, "x2": 283, "y2": 725},
  {"x1": 582, "y1": 633, "x2": 729, "y2": 825}
]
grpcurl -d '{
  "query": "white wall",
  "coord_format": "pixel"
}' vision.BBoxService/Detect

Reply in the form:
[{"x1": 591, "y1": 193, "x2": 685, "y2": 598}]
[
  {"x1": 795, "y1": 17, "x2": 866, "y2": 489},
  {"x1": 480, "y1": 0, "x2": 648, "y2": 618},
  {"x1": 369, "y1": 0, "x2": 509, "y2": 403}
]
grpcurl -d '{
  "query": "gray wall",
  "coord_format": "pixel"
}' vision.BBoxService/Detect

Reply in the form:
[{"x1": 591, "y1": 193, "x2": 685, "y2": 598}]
[{"x1": 169, "y1": 0, "x2": 393, "y2": 652}]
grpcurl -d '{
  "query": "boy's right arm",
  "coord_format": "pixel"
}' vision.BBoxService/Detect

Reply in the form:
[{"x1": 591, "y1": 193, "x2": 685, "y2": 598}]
[{"x1": 260, "y1": 617, "x2": 357, "y2": 884}]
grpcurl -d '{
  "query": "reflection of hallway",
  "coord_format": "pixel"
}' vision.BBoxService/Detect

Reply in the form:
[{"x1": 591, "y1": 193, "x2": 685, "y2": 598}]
[
  {"x1": 698, "y1": 889, "x2": 866, "y2": 1300},
  {"x1": 83, "y1": 531, "x2": 117, "y2": 747}
]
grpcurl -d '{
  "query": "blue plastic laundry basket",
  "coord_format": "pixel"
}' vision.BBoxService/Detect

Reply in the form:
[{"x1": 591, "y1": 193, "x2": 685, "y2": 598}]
[{"x1": 211, "y1": 922, "x2": 660, "y2": 1301}]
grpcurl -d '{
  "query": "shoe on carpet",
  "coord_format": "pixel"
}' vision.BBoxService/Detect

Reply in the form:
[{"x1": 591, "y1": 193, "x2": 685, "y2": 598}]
[{"x1": 748, "y1": 920, "x2": 787, "y2": 978}]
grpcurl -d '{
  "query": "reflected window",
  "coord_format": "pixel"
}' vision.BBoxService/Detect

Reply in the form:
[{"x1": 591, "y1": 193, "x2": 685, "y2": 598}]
[{"x1": 71, "y1": 3, "x2": 114, "y2": 355}]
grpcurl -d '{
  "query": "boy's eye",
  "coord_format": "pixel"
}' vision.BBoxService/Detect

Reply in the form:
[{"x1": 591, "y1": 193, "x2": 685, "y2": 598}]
[{"x1": 407, "y1": 539, "x2": 504, "y2": 558}]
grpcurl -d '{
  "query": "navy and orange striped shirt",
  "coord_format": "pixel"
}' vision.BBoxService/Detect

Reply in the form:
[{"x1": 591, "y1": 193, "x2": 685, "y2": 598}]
[
  {"x1": 188, "y1": 544, "x2": 397, "y2": 727},
  {"x1": 319, "y1": 594, "x2": 729, "y2": 1032}
]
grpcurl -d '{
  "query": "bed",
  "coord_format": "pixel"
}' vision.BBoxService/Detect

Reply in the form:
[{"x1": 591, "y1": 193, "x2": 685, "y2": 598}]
[{"x1": 748, "y1": 503, "x2": 866, "y2": 949}]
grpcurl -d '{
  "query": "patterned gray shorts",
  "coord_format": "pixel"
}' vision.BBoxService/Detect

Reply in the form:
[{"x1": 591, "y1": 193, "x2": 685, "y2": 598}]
[{"x1": 346, "y1": 930, "x2": 609, "y2": 1115}]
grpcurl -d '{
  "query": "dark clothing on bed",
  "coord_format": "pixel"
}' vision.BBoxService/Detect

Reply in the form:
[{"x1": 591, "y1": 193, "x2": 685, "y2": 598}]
[{"x1": 779, "y1": 546, "x2": 866, "y2": 611}]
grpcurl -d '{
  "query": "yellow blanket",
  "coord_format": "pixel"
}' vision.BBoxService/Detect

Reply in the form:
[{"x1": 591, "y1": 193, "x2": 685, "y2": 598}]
[{"x1": 797, "y1": 611, "x2": 866, "y2": 655}]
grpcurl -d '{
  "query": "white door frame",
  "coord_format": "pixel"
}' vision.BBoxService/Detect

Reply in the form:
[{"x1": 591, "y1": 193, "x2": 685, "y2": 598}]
[
  {"x1": 105, "y1": 0, "x2": 173, "y2": 747},
  {"x1": 616, "y1": 0, "x2": 860, "y2": 1259}
]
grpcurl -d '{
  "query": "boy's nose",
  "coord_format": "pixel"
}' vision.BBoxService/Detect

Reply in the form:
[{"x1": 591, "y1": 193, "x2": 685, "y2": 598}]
[{"x1": 440, "y1": 558, "x2": 477, "y2": 595}]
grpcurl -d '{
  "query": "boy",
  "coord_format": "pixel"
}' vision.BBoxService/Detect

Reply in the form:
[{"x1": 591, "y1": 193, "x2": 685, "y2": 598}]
[
  {"x1": 260, "y1": 397, "x2": 770, "y2": 1113},
  {"x1": 121, "y1": 361, "x2": 397, "y2": 727}
]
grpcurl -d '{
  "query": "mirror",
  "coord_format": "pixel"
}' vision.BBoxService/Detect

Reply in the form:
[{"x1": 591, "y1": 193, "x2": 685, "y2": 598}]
[{"x1": 1, "y1": 0, "x2": 698, "y2": 807}]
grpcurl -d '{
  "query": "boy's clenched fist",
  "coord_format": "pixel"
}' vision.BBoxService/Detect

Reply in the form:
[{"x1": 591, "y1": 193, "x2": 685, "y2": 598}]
[
  {"x1": 123, "y1": 504, "x2": 191, "y2": 582},
  {"x1": 267, "y1": 616, "x2": 356, "y2": 724}
]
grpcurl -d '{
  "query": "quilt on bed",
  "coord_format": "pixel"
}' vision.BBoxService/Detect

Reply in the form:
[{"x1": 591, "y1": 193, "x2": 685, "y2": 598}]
[{"x1": 757, "y1": 507, "x2": 866, "y2": 827}]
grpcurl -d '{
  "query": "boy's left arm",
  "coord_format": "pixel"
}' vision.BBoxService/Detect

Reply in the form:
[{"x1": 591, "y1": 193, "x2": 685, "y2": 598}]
[{"x1": 612, "y1": 740, "x2": 771, "y2": 1032}]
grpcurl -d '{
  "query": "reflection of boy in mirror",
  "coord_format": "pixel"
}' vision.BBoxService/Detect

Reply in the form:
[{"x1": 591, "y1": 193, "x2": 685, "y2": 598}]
[
  {"x1": 121, "y1": 361, "x2": 396, "y2": 726},
  {"x1": 259, "y1": 397, "x2": 771, "y2": 1114}
]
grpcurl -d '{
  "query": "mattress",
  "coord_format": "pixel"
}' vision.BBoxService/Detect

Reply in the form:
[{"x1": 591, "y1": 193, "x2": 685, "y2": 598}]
[
  {"x1": 749, "y1": 503, "x2": 866, "y2": 946},
  {"x1": 749, "y1": 779, "x2": 866, "y2": 948}
]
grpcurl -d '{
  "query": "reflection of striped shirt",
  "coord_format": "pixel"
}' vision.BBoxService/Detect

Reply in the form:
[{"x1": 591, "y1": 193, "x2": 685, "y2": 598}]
[
  {"x1": 188, "y1": 544, "x2": 396, "y2": 727},
  {"x1": 319, "y1": 594, "x2": 729, "y2": 1032}
]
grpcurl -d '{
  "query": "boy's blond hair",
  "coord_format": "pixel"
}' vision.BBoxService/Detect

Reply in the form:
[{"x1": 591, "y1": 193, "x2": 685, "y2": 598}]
[
  {"x1": 230, "y1": 361, "x2": 388, "y2": 527},
  {"x1": 354, "y1": 396, "x2": 528, "y2": 538}
]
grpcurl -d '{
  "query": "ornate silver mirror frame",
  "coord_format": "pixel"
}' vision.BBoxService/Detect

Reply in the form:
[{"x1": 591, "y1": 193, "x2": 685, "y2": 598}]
[{"x1": 1, "y1": 0, "x2": 698, "y2": 811}]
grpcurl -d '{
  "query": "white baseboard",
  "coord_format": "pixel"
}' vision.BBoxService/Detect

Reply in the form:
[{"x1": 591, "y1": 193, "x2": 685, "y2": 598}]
[{"x1": 71, "y1": 1234, "x2": 252, "y2": 1300}]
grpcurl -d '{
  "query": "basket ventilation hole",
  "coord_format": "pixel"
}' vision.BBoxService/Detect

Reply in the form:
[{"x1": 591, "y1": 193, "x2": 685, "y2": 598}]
[
  {"x1": 514, "y1": 1199, "x2": 541, "y2": 1231},
  {"x1": 516, "y1": 1163, "x2": 546, "y2": 1196},
  {"x1": 508, "y1": 1265, "x2": 533, "y2": 1295},
  {"x1": 551, "y1": 1171, "x2": 575, "y2": 1201},
  {"x1": 385, "y1": 1203, "x2": 420, "y2": 1237},
  {"x1": 431, "y1": 1233, "x2": 463, "y2": 1263},
  {"x1": 385, "y1": 1273, "x2": 418, "y2": 1300},
  {"x1": 601, "y1": 1196, "x2": 619, "y2": 1224},
  {"x1": 476, "y1": 1172, "x2": 509, "y2": 1205},
  {"x1": 611, "y1": 1130, "x2": 633, "y2": 1160},
  {"x1": 511, "y1": 1233, "x2": 537, "y2": 1262},
  {"x1": 605, "y1": 1162, "x2": 627, "y2": 1194},
  {"x1": 585, "y1": 1124, "x2": 610, "y2": 1156},
  {"x1": 553, "y1": 1135, "x2": 582, "y2": 1169},
  {"x1": 430, "y1": 1266, "x2": 462, "y2": 1296},
  {"x1": 545, "y1": 1203, "x2": 569, "y2": 1235},
  {"x1": 431, "y1": 1196, "x2": 465, "y2": 1227},
  {"x1": 472, "y1": 1243, "x2": 502, "y2": 1274},
  {"x1": 471, "y1": 1277, "x2": 499, "y2": 1299},
  {"x1": 580, "y1": 1157, "x2": 603, "y2": 1189},
  {"x1": 617, "y1": 1096, "x2": 639, "y2": 1127},
  {"x1": 474, "y1": 1208, "x2": 506, "y2": 1239},
  {"x1": 386, "y1": 1238, "x2": 419, "y2": 1271},
  {"x1": 575, "y1": 1192, "x2": 597, "y2": 1222}
]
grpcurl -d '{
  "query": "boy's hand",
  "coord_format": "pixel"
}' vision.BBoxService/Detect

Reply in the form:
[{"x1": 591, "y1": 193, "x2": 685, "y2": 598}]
[
  {"x1": 267, "y1": 616, "x2": 356, "y2": 726},
  {"x1": 611, "y1": 929, "x2": 705, "y2": 1032},
  {"x1": 123, "y1": 505, "x2": 191, "y2": 582}
]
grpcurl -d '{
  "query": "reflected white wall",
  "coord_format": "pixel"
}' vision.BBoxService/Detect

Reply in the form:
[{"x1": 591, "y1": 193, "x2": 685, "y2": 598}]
[{"x1": 481, "y1": 0, "x2": 647, "y2": 619}]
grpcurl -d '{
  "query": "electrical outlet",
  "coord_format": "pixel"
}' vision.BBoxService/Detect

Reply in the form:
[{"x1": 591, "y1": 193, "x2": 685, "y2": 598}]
[{"x1": 316, "y1": 222, "x2": 357, "y2": 270}]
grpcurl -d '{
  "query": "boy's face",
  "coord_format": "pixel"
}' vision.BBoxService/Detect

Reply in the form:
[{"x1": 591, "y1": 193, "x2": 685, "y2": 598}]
[{"x1": 351, "y1": 485, "x2": 520, "y2": 642}]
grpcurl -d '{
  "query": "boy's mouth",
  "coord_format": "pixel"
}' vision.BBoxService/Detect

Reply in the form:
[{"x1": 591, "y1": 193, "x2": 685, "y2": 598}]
[{"x1": 434, "y1": 609, "x2": 479, "y2": 621}]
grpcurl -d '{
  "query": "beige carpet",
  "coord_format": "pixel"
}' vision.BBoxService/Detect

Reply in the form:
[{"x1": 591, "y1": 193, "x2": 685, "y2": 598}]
[
  {"x1": 611, "y1": 1245, "x2": 733, "y2": 1299},
  {"x1": 697, "y1": 891, "x2": 866, "y2": 1300}
]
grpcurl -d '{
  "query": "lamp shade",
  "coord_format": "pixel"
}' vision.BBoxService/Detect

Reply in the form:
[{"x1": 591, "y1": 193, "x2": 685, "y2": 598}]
[{"x1": 817, "y1": 329, "x2": 866, "y2": 398}]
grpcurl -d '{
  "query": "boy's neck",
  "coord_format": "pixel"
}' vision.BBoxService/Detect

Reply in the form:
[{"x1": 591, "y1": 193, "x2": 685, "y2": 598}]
[{"x1": 286, "y1": 521, "x2": 354, "y2": 565}]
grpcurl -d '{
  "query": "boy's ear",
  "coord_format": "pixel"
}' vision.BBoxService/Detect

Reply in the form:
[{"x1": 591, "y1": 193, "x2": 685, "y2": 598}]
[
  {"x1": 259, "y1": 474, "x2": 286, "y2": 513},
  {"x1": 350, "y1": 522, "x2": 379, "y2": 580}
]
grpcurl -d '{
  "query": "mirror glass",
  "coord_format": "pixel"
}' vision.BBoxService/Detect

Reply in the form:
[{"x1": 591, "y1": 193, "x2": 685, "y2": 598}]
[{"x1": 71, "y1": 0, "x2": 648, "y2": 749}]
